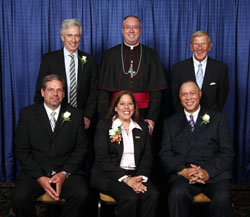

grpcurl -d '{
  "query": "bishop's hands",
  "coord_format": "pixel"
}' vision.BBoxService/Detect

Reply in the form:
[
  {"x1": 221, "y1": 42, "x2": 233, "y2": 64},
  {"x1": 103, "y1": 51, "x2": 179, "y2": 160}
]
[
  {"x1": 178, "y1": 164, "x2": 210, "y2": 184},
  {"x1": 144, "y1": 119, "x2": 155, "y2": 136},
  {"x1": 123, "y1": 176, "x2": 147, "y2": 194},
  {"x1": 37, "y1": 172, "x2": 66, "y2": 201}
]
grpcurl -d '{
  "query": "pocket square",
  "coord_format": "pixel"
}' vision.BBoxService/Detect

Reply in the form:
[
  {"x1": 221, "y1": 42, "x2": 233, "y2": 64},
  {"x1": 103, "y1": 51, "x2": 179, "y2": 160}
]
[
  {"x1": 210, "y1": 82, "x2": 216, "y2": 86},
  {"x1": 135, "y1": 136, "x2": 140, "y2": 139}
]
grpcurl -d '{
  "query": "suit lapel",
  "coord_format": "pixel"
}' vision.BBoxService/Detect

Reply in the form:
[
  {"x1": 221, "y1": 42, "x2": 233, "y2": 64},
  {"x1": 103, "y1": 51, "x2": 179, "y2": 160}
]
[
  {"x1": 202, "y1": 57, "x2": 213, "y2": 92},
  {"x1": 53, "y1": 105, "x2": 69, "y2": 137},
  {"x1": 77, "y1": 50, "x2": 85, "y2": 97},
  {"x1": 193, "y1": 108, "x2": 207, "y2": 132},
  {"x1": 37, "y1": 104, "x2": 54, "y2": 138},
  {"x1": 188, "y1": 58, "x2": 197, "y2": 81},
  {"x1": 132, "y1": 128, "x2": 142, "y2": 167},
  {"x1": 57, "y1": 49, "x2": 67, "y2": 82}
]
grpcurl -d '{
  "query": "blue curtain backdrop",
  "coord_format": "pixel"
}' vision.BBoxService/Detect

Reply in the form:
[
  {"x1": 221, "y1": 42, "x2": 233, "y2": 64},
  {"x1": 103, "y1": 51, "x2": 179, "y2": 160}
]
[{"x1": 0, "y1": 0, "x2": 249, "y2": 183}]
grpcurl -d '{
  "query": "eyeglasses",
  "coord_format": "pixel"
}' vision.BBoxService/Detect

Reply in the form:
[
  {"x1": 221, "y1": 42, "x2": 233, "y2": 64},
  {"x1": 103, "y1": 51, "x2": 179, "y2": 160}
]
[
  {"x1": 123, "y1": 25, "x2": 140, "y2": 31},
  {"x1": 45, "y1": 88, "x2": 64, "y2": 94},
  {"x1": 192, "y1": 43, "x2": 209, "y2": 48}
]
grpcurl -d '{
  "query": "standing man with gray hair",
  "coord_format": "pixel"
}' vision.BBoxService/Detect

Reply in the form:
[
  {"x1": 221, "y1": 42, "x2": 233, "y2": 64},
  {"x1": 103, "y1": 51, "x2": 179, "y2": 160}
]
[
  {"x1": 34, "y1": 18, "x2": 97, "y2": 130},
  {"x1": 171, "y1": 31, "x2": 229, "y2": 112}
]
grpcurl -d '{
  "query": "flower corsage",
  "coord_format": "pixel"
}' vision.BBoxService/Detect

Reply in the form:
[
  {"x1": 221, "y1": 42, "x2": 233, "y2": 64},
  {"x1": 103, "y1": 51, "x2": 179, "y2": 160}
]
[
  {"x1": 79, "y1": 55, "x2": 87, "y2": 69},
  {"x1": 62, "y1": 111, "x2": 71, "y2": 123},
  {"x1": 109, "y1": 125, "x2": 122, "y2": 144},
  {"x1": 201, "y1": 113, "x2": 210, "y2": 125}
]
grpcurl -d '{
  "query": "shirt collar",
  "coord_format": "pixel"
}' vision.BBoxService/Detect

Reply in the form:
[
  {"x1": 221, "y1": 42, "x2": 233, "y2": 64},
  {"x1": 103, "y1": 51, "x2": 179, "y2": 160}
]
[
  {"x1": 184, "y1": 105, "x2": 201, "y2": 122},
  {"x1": 64, "y1": 47, "x2": 78, "y2": 58},
  {"x1": 44, "y1": 104, "x2": 61, "y2": 118},
  {"x1": 112, "y1": 117, "x2": 142, "y2": 131},
  {"x1": 193, "y1": 55, "x2": 208, "y2": 66}
]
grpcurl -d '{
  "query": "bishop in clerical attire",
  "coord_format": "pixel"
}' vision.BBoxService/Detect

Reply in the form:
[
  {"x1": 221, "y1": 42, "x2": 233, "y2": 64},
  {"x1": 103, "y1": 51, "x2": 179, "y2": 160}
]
[{"x1": 97, "y1": 15, "x2": 167, "y2": 134}]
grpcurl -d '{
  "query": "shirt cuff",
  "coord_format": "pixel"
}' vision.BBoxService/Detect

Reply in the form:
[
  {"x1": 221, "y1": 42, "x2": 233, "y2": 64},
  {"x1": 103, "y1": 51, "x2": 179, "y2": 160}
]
[
  {"x1": 140, "y1": 175, "x2": 148, "y2": 182},
  {"x1": 118, "y1": 175, "x2": 129, "y2": 182}
]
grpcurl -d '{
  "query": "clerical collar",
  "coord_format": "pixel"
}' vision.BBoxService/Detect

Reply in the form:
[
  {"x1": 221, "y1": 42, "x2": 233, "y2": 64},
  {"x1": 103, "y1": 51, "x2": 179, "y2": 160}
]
[
  {"x1": 123, "y1": 42, "x2": 140, "y2": 50},
  {"x1": 184, "y1": 106, "x2": 201, "y2": 123}
]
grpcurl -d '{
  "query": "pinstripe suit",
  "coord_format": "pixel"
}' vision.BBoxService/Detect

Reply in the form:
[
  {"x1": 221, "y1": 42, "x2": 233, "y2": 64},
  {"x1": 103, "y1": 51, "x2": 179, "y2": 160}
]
[{"x1": 159, "y1": 107, "x2": 234, "y2": 217}]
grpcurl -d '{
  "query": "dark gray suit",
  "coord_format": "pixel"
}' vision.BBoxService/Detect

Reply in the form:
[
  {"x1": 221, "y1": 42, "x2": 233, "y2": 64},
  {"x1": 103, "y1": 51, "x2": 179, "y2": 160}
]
[
  {"x1": 13, "y1": 103, "x2": 89, "y2": 217},
  {"x1": 34, "y1": 48, "x2": 98, "y2": 120},
  {"x1": 91, "y1": 118, "x2": 159, "y2": 217},
  {"x1": 159, "y1": 108, "x2": 234, "y2": 217},
  {"x1": 171, "y1": 57, "x2": 229, "y2": 112}
]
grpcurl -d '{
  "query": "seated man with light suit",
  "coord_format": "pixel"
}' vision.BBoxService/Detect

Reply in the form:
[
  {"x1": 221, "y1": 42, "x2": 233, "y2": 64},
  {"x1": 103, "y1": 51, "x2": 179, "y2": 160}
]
[
  {"x1": 171, "y1": 31, "x2": 229, "y2": 112},
  {"x1": 159, "y1": 81, "x2": 234, "y2": 217},
  {"x1": 13, "y1": 74, "x2": 89, "y2": 217}
]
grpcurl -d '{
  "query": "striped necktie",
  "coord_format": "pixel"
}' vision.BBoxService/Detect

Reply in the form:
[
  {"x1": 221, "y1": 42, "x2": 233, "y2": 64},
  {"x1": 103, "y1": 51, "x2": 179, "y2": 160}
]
[
  {"x1": 196, "y1": 63, "x2": 203, "y2": 89},
  {"x1": 189, "y1": 114, "x2": 195, "y2": 132},
  {"x1": 69, "y1": 54, "x2": 77, "y2": 107},
  {"x1": 50, "y1": 111, "x2": 56, "y2": 132}
]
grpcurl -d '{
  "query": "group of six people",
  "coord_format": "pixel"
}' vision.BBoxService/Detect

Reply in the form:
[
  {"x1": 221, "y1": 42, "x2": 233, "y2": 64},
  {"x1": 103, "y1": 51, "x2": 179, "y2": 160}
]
[{"x1": 13, "y1": 15, "x2": 234, "y2": 217}]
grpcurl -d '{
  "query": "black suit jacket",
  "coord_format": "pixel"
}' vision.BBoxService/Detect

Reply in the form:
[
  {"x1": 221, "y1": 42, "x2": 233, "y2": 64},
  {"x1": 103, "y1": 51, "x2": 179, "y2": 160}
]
[
  {"x1": 15, "y1": 103, "x2": 88, "y2": 180},
  {"x1": 171, "y1": 57, "x2": 229, "y2": 111},
  {"x1": 159, "y1": 108, "x2": 234, "y2": 183},
  {"x1": 34, "y1": 48, "x2": 98, "y2": 120},
  {"x1": 91, "y1": 118, "x2": 152, "y2": 192}
]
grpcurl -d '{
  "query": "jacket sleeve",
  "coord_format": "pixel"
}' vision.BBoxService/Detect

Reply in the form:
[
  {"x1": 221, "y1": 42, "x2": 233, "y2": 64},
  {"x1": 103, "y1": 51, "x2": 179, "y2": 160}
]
[
  {"x1": 82, "y1": 55, "x2": 98, "y2": 120},
  {"x1": 15, "y1": 110, "x2": 44, "y2": 179},
  {"x1": 94, "y1": 120, "x2": 128, "y2": 180},
  {"x1": 200, "y1": 113, "x2": 234, "y2": 178},
  {"x1": 159, "y1": 119, "x2": 186, "y2": 174},
  {"x1": 134, "y1": 123, "x2": 153, "y2": 177}
]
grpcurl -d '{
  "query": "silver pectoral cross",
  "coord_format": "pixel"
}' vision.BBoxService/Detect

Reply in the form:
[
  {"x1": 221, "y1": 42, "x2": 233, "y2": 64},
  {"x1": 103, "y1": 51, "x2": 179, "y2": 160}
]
[{"x1": 128, "y1": 60, "x2": 135, "y2": 78}]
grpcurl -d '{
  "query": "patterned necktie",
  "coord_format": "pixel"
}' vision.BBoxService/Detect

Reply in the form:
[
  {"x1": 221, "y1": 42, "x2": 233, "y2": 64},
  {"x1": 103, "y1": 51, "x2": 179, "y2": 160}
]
[
  {"x1": 50, "y1": 111, "x2": 56, "y2": 132},
  {"x1": 69, "y1": 54, "x2": 77, "y2": 108},
  {"x1": 189, "y1": 114, "x2": 195, "y2": 132},
  {"x1": 196, "y1": 63, "x2": 203, "y2": 89}
]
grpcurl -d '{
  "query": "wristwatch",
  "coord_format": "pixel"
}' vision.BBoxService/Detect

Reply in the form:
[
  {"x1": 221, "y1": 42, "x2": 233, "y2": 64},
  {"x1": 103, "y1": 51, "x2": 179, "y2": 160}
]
[{"x1": 62, "y1": 171, "x2": 71, "y2": 179}]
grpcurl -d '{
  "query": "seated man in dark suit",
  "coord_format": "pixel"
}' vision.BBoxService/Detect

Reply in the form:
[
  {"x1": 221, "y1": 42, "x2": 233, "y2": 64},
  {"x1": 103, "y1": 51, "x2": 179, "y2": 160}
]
[
  {"x1": 13, "y1": 74, "x2": 89, "y2": 217},
  {"x1": 159, "y1": 81, "x2": 234, "y2": 217},
  {"x1": 171, "y1": 31, "x2": 229, "y2": 112}
]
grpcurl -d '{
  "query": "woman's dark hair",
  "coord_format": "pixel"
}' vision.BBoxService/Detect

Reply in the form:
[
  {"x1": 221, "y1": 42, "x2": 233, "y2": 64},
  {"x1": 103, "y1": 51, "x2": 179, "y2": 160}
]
[{"x1": 106, "y1": 90, "x2": 139, "y2": 122}]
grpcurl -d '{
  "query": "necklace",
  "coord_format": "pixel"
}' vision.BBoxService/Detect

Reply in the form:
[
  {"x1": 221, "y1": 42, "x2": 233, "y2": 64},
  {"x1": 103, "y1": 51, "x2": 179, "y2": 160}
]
[{"x1": 121, "y1": 43, "x2": 142, "y2": 78}]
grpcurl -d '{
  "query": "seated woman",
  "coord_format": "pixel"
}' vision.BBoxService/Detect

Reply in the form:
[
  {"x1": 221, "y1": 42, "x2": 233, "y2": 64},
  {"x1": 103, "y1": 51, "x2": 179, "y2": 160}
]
[{"x1": 91, "y1": 90, "x2": 159, "y2": 217}]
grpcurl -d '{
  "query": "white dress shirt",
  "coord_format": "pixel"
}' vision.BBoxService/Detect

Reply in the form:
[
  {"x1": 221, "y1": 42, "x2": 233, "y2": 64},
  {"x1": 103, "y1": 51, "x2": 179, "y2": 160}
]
[
  {"x1": 64, "y1": 47, "x2": 78, "y2": 103},
  {"x1": 44, "y1": 104, "x2": 61, "y2": 129},
  {"x1": 184, "y1": 106, "x2": 201, "y2": 123},
  {"x1": 111, "y1": 118, "x2": 148, "y2": 183},
  {"x1": 193, "y1": 55, "x2": 208, "y2": 79}
]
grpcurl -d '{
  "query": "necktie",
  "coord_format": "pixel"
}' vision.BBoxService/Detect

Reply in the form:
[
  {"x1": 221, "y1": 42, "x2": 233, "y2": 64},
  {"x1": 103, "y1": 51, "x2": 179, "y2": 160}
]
[
  {"x1": 196, "y1": 63, "x2": 203, "y2": 89},
  {"x1": 189, "y1": 114, "x2": 195, "y2": 132},
  {"x1": 69, "y1": 54, "x2": 77, "y2": 108},
  {"x1": 50, "y1": 111, "x2": 56, "y2": 132}
]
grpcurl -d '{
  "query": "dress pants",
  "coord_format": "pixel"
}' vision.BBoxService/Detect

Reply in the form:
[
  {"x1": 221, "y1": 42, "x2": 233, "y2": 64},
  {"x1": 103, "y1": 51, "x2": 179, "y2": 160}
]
[
  {"x1": 104, "y1": 178, "x2": 159, "y2": 217},
  {"x1": 168, "y1": 176, "x2": 233, "y2": 217},
  {"x1": 12, "y1": 174, "x2": 88, "y2": 217}
]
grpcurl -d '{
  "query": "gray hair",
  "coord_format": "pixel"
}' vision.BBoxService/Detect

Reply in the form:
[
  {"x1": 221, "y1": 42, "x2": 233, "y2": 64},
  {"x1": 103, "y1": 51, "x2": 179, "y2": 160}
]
[
  {"x1": 60, "y1": 19, "x2": 82, "y2": 37},
  {"x1": 191, "y1": 31, "x2": 211, "y2": 43}
]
